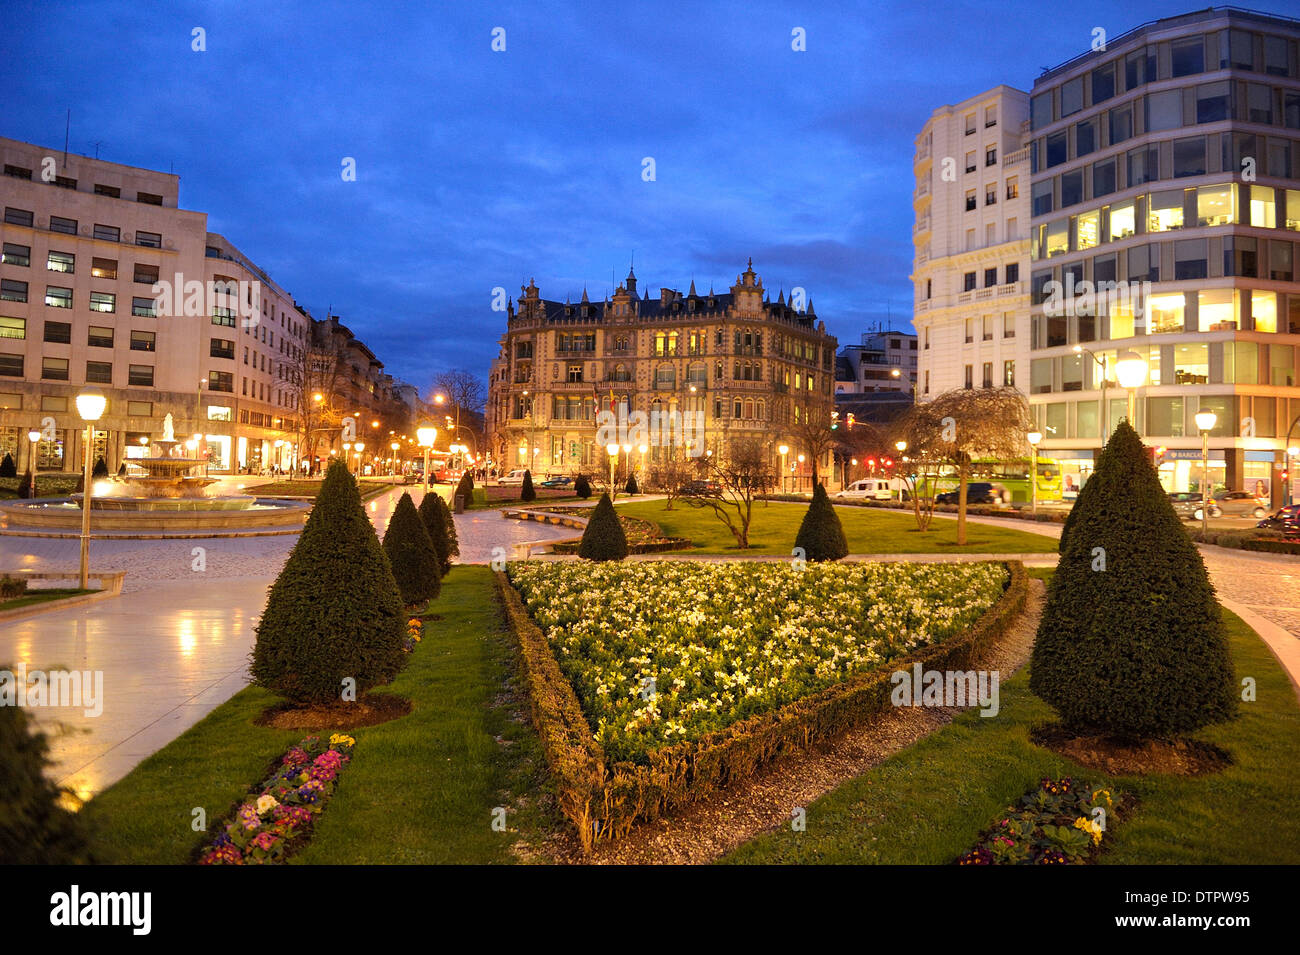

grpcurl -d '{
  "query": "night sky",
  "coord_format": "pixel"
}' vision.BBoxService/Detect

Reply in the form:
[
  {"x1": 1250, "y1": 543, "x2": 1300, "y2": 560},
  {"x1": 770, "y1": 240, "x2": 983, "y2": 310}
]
[{"x1": 4, "y1": 0, "x2": 1295, "y2": 391}]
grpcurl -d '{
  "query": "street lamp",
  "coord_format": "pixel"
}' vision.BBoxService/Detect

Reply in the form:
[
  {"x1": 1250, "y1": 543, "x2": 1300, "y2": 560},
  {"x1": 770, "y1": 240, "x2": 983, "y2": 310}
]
[
  {"x1": 1195, "y1": 410, "x2": 1218, "y2": 535},
  {"x1": 797, "y1": 453, "x2": 806, "y2": 493},
  {"x1": 778, "y1": 444, "x2": 789, "y2": 493},
  {"x1": 416, "y1": 425, "x2": 437, "y2": 496},
  {"x1": 354, "y1": 440, "x2": 365, "y2": 475},
  {"x1": 1074, "y1": 344, "x2": 1111, "y2": 443},
  {"x1": 606, "y1": 442, "x2": 619, "y2": 498},
  {"x1": 638, "y1": 443, "x2": 648, "y2": 485},
  {"x1": 342, "y1": 441, "x2": 352, "y2": 474},
  {"x1": 1027, "y1": 431, "x2": 1043, "y2": 515},
  {"x1": 390, "y1": 441, "x2": 400, "y2": 476},
  {"x1": 25, "y1": 429, "x2": 39, "y2": 496},
  {"x1": 74, "y1": 391, "x2": 106, "y2": 589},
  {"x1": 1115, "y1": 350, "x2": 1147, "y2": 429}
]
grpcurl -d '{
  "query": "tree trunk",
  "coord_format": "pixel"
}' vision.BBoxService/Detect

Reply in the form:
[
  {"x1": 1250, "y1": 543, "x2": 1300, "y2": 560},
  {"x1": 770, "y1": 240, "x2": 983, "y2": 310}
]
[{"x1": 957, "y1": 459, "x2": 969, "y2": 546}]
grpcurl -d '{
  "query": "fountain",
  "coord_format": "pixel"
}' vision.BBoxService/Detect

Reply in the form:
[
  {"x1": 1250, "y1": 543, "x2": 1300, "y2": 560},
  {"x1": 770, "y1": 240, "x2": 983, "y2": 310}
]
[{"x1": 0, "y1": 412, "x2": 310, "y2": 536}]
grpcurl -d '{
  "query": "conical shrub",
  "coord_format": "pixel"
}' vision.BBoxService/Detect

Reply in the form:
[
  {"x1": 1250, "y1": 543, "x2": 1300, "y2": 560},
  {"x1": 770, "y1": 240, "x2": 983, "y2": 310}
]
[
  {"x1": 0, "y1": 453, "x2": 15, "y2": 478},
  {"x1": 251, "y1": 459, "x2": 407, "y2": 705},
  {"x1": 521, "y1": 469, "x2": 536, "y2": 502},
  {"x1": 0, "y1": 704, "x2": 92, "y2": 863},
  {"x1": 92, "y1": 456, "x2": 108, "y2": 479},
  {"x1": 417, "y1": 490, "x2": 452, "y2": 576},
  {"x1": 454, "y1": 470, "x2": 474, "y2": 507},
  {"x1": 1030, "y1": 421, "x2": 1236, "y2": 738},
  {"x1": 383, "y1": 491, "x2": 441, "y2": 605},
  {"x1": 574, "y1": 474, "x2": 592, "y2": 499},
  {"x1": 794, "y1": 482, "x2": 848, "y2": 561},
  {"x1": 578, "y1": 493, "x2": 627, "y2": 561},
  {"x1": 624, "y1": 474, "x2": 639, "y2": 495},
  {"x1": 440, "y1": 492, "x2": 459, "y2": 556}
]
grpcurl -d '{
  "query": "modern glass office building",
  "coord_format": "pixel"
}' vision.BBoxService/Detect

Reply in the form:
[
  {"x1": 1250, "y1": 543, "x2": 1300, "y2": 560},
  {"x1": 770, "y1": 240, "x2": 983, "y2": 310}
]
[{"x1": 1025, "y1": 7, "x2": 1300, "y2": 499}]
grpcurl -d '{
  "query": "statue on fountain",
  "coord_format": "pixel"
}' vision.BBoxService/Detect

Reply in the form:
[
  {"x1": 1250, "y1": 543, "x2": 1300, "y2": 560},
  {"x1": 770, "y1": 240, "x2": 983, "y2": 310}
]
[{"x1": 161, "y1": 412, "x2": 175, "y2": 443}]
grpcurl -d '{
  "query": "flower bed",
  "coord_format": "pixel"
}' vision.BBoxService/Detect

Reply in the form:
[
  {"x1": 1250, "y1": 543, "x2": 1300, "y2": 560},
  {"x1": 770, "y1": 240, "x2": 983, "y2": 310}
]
[
  {"x1": 197, "y1": 734, "x2": 355, "y2": 864},
  {"x1": 498, "y1": 559, "x2": 1027, "y2": 850},
  {"x1": 957, "y1": 777, "x2": 1126, "y2": 865}
]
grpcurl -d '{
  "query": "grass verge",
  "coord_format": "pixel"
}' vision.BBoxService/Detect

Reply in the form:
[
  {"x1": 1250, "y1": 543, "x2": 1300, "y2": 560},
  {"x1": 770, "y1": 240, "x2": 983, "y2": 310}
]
[
  {"x1": 82, "y1": 567, "x2": 555, "y2": 864},
  {"x1": 0, "y1": 588, "x2": 94, "y2": 612},
  {"x1": 720, "y1": 609, "x2": 1300, "y2": 864}
]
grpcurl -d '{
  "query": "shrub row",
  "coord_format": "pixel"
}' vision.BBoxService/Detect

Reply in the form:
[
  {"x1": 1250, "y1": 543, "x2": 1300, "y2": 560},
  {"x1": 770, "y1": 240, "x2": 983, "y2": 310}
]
[
  {"x1": 1240, "y1": 537, "x2": 1300, "y2": 555},
  {"x1": 761, "y1": 493, "x2": 1070, "y2": 523},
  {"x1": 495, "y1": 561, "x2": 1028, "y2": 852}
]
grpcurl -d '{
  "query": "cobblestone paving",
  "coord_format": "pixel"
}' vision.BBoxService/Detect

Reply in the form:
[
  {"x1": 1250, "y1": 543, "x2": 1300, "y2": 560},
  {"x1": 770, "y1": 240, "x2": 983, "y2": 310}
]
[{"x1": 1201, "y1": 548, "x2": 1300, "y2": 639}]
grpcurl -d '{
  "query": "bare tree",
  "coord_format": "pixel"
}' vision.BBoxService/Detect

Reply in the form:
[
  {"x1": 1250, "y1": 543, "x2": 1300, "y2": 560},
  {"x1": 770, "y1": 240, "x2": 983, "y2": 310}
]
[
  {"x1": 684, "y1": 438, "x2": 776, "y2": 548},
  {"x1": 277, "y1": 333, "x2": 349, "y2": 473},
  {"x1": 790, "y1": 406, "x2": 837, "y2": 487},
  {"x1": 648, "y1": 446, "x2": 695, "y2": 511},
  {"x1": 899, "y1": 388, "x2": 1032, "y2": 544},
  {"x1": 432, "y1": 369, "x2": 486, "y2": 445}
]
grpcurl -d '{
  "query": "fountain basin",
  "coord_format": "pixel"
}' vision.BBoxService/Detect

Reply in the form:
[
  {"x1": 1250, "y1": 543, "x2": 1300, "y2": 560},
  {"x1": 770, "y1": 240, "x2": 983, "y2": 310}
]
[{"x1": 0, "y1": 496, "x2": 310, "y2": 536}]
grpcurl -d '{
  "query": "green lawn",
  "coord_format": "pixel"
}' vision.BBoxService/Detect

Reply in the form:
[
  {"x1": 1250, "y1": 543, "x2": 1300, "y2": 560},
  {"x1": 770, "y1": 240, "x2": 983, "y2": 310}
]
[
  {"x1": 252, "y1": 479, "x2": 394, "y2": 501},
  {"x1": 0, "y1": 587, "x2": 93, "y2": 612},
  {"x1": 82, "y1": 568, "x2": 554, "y2": 864},
  {"x1": 614, "y1": 498, "x2": 1058, "y2": 555},
  {"x1": 721, "y1": 609, "x2": 1300, "y2": 864}
]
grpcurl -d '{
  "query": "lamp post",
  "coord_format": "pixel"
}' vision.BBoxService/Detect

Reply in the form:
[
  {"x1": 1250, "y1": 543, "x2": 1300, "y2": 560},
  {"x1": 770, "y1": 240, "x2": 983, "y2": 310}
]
[
  {"x1": 1027, "y1": 431, "x2": 1043, "y2": 514},
  {"x1": 26, "y1": 429, "x2": 39, "y2": 496},
  {"x1": 354, "y1": 440, "x2": 365, "y2": 476},
  {"x1": 75, "y1": 391, "x2": 106, "y2": 589},
  {"x1": 1115, "y1": 350, "x2": 1147, "y2": 431},
  {"x1": 342, "y1": 441, "x2": 352, "y2": 474},
  {"x1": 1073, "y1": 344, "x2": 1111, "y2": 443},
  {"x1": 390, "y1": 441, "x2": 400, "y2": 476},
  {"x1": 778, "y1": 444, "x2": 789, "y2": 494},
  {"x1": 606, "y1": 442, "x2": 619, "y2": 498},
  {"x1": 416, "y1": 426, "x2": 437, "y2": 497},
  {"x1": 638, "y1": 443, "x2": 648, "y2": 486},
  {"x1": 797, "y1": 453, "x2": 806, "y2": 494},
  {"x1": 1195, "y1": 410, "x2": 1218, "y2": 534},
  {"x1": 895, "y1": 440, "x2": 908, "y2": 500}
]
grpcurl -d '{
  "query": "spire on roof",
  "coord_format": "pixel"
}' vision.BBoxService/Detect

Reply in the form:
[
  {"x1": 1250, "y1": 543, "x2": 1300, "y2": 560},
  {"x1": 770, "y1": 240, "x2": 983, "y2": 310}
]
[
  {"x1": 688, "y1": 279, "x2": 696, "y2": 296},
  {"x1": 777, "y1": 288, "x2": 785, "y2": 305},
  {"x1": 581, "y1": 287, "x2": 589, "y2": 303}
]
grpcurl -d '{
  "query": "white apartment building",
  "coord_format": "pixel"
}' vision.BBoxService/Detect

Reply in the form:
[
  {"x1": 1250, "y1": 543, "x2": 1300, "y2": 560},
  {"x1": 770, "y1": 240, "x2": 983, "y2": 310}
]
[
  {"x1": 912, "y1": 86, "x2": 1032, "y2": 400},
  {"x1": 835, "y1": 330, "x2": 918, "y2": 394}
]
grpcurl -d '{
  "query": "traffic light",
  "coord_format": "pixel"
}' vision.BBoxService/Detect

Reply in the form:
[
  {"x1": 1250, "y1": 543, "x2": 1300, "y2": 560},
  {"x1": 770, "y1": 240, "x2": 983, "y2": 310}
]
[{"x1": 847, "y1": 413, "x2": 855, "y2": 431}]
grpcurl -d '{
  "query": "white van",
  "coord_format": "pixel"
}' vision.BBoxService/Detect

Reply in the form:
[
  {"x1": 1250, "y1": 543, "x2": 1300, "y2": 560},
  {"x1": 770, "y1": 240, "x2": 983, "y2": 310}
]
[
  {"x1": 499, "y1": 469, "x2": 529, "y2": 486},
  {"x1": 835, "y1": 478, "x2": 905, "y2": 501}
]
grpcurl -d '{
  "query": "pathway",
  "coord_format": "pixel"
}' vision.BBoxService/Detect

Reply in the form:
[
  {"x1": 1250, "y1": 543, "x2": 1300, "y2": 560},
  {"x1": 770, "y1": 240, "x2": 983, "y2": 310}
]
[{"x1": 0, "y1": 486, "x2": 573, "y2": 797}]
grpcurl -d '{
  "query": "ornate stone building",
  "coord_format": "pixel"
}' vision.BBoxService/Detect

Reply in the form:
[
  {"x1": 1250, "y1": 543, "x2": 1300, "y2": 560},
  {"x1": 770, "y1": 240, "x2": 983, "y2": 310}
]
[{"x1": 486, "y1": 260, "x2": 837, "y2": 478}]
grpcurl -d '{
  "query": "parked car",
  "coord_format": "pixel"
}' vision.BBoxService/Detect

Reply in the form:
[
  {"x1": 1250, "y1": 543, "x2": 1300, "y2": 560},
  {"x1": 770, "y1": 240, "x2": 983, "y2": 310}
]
[
  {"x1": 836, "y1": 478, "x2": 906, "y2": 501},
  {"x1": 1212, "y1": 490, "x2": 1268, "y2": 519},
  {"x1": 1258, "y1": 504, "x2": 1300, "y2": 532},
  {"x1": 681, "y1": 479, "x2": 721, "y2": 496},
  {"x1": 498, "y1": 469, "x2": 529, "y2": 486},
  {"x1": 539, "y1": 476, "x2": 572, "y2": 489},
  {"x1": 935, "y1": 482, "x2": 1008, "y2": 505}
]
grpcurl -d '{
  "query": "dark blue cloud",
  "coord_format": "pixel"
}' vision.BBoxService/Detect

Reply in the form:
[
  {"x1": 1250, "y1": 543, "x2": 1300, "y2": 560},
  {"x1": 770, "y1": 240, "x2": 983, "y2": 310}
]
[{"x1": 3, "y1": 0, "x2": 1293, "y2": 387}]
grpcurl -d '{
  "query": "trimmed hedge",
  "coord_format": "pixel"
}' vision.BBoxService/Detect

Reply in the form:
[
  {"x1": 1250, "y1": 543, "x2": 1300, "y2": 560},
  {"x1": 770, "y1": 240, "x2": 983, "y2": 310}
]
[
  {"x1": 1240, "y1": 538, "x2": 1300, "y2": 555},
  {"x1": 454, "y1": 471, "x2": 474, "y2": 508},
  {"x1": 1031, "y1": 422, "x2": 1236, "y2": 737},
  {"x1": 624, "y1": 475, "x2": 639, "y2": 495},
  {"x1": 251, "y1": 459, "x2": 408, "y2": 705},
  {"x1": 383, "y1": 491, "x2": 441, "y2": 605},
  {"x1": 574, "y1": 474, "x2": 592, "y2": 499},
  {"x1": 92, "y1": 456, "x2": 109, "y2": 479},
  {"x1": 0, "y1": 453, "x2": 14, "y2": 478},
  {"x1": 497, "y1": 561, "x2": 1028, "y2": 851},
  {"x1": 521, "y1": 469, "x2": 536, "y2": 502},
  {"x1": 794, "y1": 482, "x2": 848, "y2": 561},
  {"x1": 578, "y1": 493, "x2": 628, "y2": 561}
]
